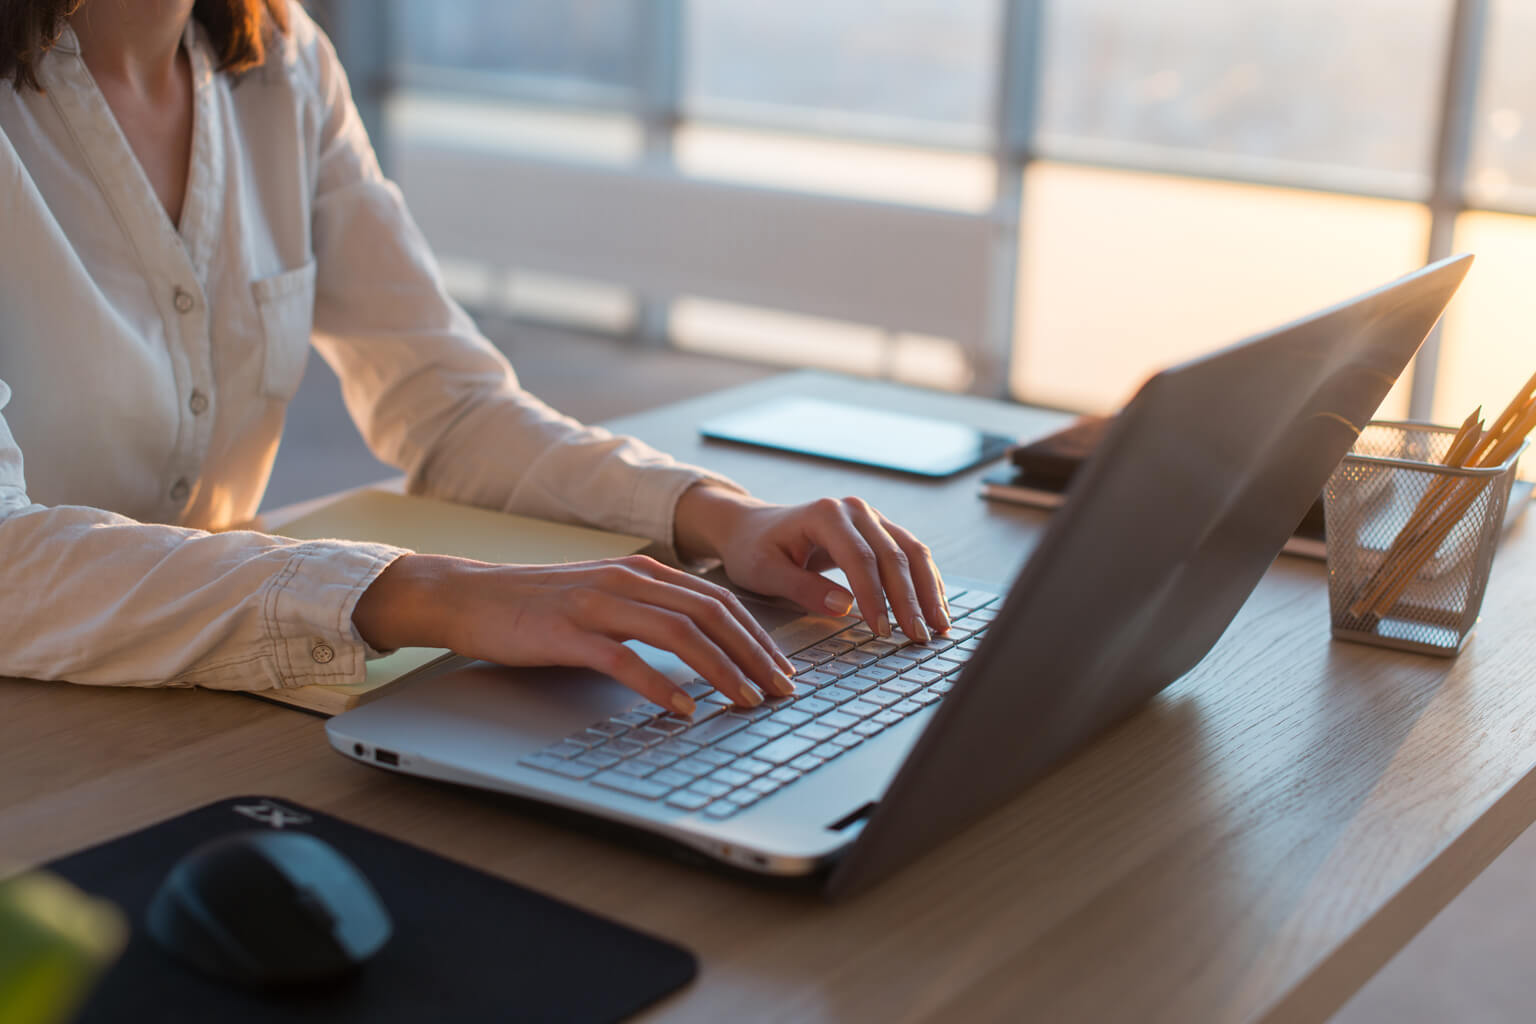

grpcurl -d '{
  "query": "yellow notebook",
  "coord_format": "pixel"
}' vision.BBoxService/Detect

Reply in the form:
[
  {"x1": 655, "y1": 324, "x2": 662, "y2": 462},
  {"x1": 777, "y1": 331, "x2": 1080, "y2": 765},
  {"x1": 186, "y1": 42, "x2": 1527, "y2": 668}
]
[{"x1": 265, "y1": 489, "x2": 649, "y2": 715}]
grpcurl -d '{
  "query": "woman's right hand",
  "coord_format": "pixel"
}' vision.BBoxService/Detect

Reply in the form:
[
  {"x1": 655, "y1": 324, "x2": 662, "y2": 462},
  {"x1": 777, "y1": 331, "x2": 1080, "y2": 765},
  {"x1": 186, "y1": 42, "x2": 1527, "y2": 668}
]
[{"x1": 350, "y1": 553, "x2": 796, "y2": 716}]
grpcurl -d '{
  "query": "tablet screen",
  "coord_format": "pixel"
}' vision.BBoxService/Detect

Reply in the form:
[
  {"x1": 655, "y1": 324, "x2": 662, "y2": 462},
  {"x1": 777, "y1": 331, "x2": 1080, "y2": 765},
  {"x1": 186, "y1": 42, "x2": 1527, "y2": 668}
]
[{"x1": 700, "y1": 397, "x2": 1013, "y2": 478}]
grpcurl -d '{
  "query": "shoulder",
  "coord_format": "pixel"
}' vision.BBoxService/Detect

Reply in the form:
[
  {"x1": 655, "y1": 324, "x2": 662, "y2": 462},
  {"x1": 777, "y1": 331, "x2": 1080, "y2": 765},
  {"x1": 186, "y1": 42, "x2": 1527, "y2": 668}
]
[{"x1": 242, "y1": 1, "x2": 347, "y2": 106}]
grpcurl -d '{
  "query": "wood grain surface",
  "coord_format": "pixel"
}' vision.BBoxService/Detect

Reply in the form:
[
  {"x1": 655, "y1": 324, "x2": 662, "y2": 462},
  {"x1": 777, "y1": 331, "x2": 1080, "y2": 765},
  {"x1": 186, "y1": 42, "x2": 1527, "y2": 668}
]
[{"x1": 7, "y1": 371, "x2": 1536, "y2": 1023}]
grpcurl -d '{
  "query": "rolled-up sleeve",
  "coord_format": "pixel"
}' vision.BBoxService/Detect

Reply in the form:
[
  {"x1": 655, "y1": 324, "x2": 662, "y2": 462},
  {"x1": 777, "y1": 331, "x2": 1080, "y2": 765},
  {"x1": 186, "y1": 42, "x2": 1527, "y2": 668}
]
[
  {"x1": 293, "y1": 8, "x2": 741, "y2": 553},
  {"x1": 0, "y1": 378, "x2": 406, "y2": 690}
]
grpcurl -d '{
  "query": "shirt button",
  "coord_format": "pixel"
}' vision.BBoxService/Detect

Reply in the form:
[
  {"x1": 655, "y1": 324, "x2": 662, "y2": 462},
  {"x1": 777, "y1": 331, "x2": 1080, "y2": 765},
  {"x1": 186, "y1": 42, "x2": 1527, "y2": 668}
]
[
  {"x1": 170, "y1": 478, "x2": 190, "y2": 503},
  {"x1": 189, "y1": 390, "x2": 209, "y2": 415},
  {"x1": 173, "y1": 287, "x2": 195, "y2": 313},
  {"x1": 311, "y1": 643, "x2": 336, "y2": 664}
]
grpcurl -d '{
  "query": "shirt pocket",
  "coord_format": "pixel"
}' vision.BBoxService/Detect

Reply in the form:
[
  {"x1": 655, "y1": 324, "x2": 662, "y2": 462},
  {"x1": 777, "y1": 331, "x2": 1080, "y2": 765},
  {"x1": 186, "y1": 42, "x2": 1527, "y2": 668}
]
[{"x1": 251, "y1": 262, "x2": 316, "y2": 401}]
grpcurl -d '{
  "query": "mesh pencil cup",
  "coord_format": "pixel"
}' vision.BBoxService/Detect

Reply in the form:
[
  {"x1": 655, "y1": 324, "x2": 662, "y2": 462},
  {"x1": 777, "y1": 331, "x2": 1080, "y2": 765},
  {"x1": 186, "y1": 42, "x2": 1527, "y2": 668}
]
[{"x1": 1324, "y1": 421, "x2": 1526, "y2": 657}]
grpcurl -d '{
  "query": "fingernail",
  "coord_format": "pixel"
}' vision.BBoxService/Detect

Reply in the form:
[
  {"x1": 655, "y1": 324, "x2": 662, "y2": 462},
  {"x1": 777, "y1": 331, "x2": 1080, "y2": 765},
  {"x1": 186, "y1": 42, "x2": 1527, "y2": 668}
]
[
  {"x1": 824, "y1": 590, "x2": 854, "y2": 615},
  {"x1": 737, "y1": 686, "x2": 764, "y2": 708},
  {"x1": 767, "y1": 671, "x2": 795, "y2": 697},
  {"x1": 775, "y1": 650, "x2": 796, "y2": 675},
  {"x1": 875, "y1": 614, "x2": 891, "y2": 637},
  {"x1": 935, "y1": 611, "x2": 952, "y2": 634},
  {"x1": 670, "y1": 691, "x2": 696, "y2": 716},
  {"x1": 912, "y1": 620, "x2": 931, "y2": 643}
]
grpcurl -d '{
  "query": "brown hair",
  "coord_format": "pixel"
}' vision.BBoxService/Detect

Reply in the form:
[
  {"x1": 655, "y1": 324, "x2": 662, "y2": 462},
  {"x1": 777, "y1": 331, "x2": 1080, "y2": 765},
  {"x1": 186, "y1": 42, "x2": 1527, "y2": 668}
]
[{"x1": 0, "y1": 0, "x2": 291, "y2": 91}]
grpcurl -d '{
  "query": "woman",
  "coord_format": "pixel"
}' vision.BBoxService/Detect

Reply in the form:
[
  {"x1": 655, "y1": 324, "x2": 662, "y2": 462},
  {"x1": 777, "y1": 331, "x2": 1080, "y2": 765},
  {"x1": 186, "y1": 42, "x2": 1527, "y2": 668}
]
[{"x1": 0, "y1": 0, "x2": 949, "y2": 715}]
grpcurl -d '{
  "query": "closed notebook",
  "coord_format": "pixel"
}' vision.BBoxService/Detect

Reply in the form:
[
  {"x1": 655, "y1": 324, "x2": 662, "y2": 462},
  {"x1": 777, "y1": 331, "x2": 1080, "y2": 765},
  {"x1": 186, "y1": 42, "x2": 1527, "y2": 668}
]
[{"x1": 266, "y1": 489, "x2": 648, "y2": 715}]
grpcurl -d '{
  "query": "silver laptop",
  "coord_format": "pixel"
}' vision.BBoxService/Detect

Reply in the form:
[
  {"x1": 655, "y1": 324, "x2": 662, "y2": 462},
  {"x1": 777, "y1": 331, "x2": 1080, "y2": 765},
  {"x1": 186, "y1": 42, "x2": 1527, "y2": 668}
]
[{"x1": 328, "y1": 255, "x2": 1471, "y2": 898}]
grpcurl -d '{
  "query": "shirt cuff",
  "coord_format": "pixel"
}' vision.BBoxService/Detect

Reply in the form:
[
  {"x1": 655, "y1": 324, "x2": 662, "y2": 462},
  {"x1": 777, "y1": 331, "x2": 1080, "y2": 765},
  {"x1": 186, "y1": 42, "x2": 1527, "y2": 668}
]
[
  {"x1": 261, "y1": 539, "x2": 409, "y2": 689},
  {"x1": 628, "y1": 464, "x2": 747, "y2": 563}
]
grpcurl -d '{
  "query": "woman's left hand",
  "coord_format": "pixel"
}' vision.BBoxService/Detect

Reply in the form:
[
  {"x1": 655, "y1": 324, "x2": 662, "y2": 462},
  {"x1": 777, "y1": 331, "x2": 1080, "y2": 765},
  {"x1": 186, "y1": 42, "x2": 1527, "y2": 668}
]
[{"x1": 674, "y1": 484, "x2": 950, "y2": 641}]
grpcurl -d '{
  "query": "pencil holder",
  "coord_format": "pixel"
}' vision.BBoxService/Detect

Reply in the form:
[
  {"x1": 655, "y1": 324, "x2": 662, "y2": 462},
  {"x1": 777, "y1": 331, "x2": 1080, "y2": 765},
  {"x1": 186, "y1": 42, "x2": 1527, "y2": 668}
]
[{"x1": 1325, "y1": 421, "x2": 1526, "y2": 656}]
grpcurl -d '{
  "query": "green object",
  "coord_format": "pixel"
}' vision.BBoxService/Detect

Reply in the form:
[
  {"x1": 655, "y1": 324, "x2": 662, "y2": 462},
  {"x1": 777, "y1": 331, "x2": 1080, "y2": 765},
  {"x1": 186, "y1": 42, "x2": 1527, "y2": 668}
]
[{"x1": 0, "y1": 870, "x2": 127, "y2": 1024}]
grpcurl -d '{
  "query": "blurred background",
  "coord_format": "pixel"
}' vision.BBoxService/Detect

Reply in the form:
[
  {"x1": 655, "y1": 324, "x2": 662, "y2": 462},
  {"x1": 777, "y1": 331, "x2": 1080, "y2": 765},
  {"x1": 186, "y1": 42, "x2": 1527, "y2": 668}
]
[
  {"x1": 272, "y1": 4, "x2": 1536, "y2": 1019},
  {"x1": 301, "y1": 0, "x2": 1534, "y2": 426}
]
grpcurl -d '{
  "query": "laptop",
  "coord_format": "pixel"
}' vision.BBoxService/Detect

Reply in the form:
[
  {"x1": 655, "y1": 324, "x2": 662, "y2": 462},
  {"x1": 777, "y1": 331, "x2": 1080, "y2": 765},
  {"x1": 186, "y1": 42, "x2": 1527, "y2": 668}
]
[{"x1": 328, "y1": 255, "x2": 1472, "y2": 899}]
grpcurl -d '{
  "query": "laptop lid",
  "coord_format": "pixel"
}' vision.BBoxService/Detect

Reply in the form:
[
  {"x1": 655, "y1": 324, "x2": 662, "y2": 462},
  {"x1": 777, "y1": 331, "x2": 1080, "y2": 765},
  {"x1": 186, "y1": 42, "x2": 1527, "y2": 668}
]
[{"x1": 826, "y1": 255, "x2": 1473, "y2": 899}]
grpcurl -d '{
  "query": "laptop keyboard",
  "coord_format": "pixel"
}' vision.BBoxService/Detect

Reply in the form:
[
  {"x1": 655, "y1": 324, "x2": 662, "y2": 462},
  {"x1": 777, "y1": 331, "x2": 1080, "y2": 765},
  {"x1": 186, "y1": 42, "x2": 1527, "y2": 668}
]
[{"x1": 518, "y1": 588, "x2": 999, "y2": 820}]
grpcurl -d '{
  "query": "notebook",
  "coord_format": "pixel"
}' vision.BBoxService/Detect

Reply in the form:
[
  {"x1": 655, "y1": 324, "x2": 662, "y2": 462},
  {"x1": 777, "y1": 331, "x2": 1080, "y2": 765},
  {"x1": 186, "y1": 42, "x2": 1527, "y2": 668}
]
[{"x1": 264, "y1": 489, "x2": 647, "y2": 715}]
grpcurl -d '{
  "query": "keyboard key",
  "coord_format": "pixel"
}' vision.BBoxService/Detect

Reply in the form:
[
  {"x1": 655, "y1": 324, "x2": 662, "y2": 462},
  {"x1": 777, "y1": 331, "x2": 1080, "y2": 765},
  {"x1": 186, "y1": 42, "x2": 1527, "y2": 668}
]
[
  {"x1": 576, "y1": 750, "x2": 621, "y2": 769},
  {"x1": 795, "y1": 723, "x2": 837, "y2": 743},
  {"x1": 818, "y1": 710, "x2": 858, "y2": 731},
  {"x1": 843, "y1": 626, "x2": 877, "y2": 643},
  {"x1": 521, "y1": 754, "x2": 598, "y2": 779},
  {"x1": 789, "y1": 754, "x2": 823, "y2": 773},
  {"x1": 755, "y1": 735, "x2": 818, "y2": 764},
  {"x1": 861, "y1": 640, "x2": 900, "y2": 657},
  {"x1": 678, "y1": 715, "x2": 748, "y2": 745},
  {"x1": 843, "y1": 700, "x2": 881, "y2": 719},
  {"x1": 629, "y1": 727, "x2": 671, "y2": 747},
  {"x1": 853, "y1": 721, "x2": 884, "y2": 737},
  {"x1": 560, "y1": 732, "x2": 602, "y2": 749},
  {"x1": 795, "y1": 670, "x2": 839, "y2": 689},
  {"x1": 773, "y1": 708, "x2": 813, "y2": 729},
  {"x1": 854, "y1": 665, "x2": 899, "y2": 684},
  {"x1": 732, "y1": 703, "x2": 776, "y2": 721},
  {"x1": 931, "y1": 680, "x2": 955, "y2": 694},
  {"x1": 789, "y1": 657, "x2": 821, "y2": 674},
  {"x1": 588, "y1": 721, "x2": 627, "y2": 738},
  {"x1": 632, "y1": 701, "x2": 670, "y2": 717},
  {"x1": 968, "y1": 608, "x2": 999, "y2": 622},
  {"x1": 600, "y1": 738, "x2": 644, "y2": 757},
  {"x1": 812, "y1": 742, "x2": 844, "y2": 760},
  {"x1": 914, "y1": 690, "x2": 941, "y2": 706},
  {"x1": 704, "y1": 799, "x2": 745, "y2": 819},
  {"x1": 689, "y1": 779, "x2": 732, "y2": 799},
  {"x1": 818, "y1": 685, "x2": 858, "y2": 704},
  {"x1": 613, "y1": 711, "x2": 656, "y2": 728},
  {"x1": 736, "y1": 757, "x2": 772, "y2": 777},
  {"x1": 948, "y1": 591, "x2": 994, "y2": 611},
  {"x1": 658, "y1": 739, "x2": 701, "y2": 757},
  {"x1": 812, "y1": 638, "x2": 856, "y2": 656},
  {"x1": 885, "y1": 678, "x2": 923, "y2": 695},
  {"x1": 956, "y1": 637, "x2": 983, "y2": 652},
  {"x1": 673, "y1": 757, "x2": 716, "y2": 777},
  {"x1": 542, "y1": 742, "x2": 587, "y2": 759},
  {"x1": 768, "y1": 767, "x2": 801, "y2": 784},
  {"x1": 666, "y1": 790, "x2": 712, "y2": 811},
  {"x1": 591, "y1": 771, "x2": 669, "y2": 799},
  {"x1": 651, "y1": 769, "x2": 693, "y2": 790},
  {"x1": 747, "y1": 777, "x2": 779, "y2": 796},
  {"x1": 901, "y1": 668, "x2": 944, "y2": 686},
  {"x1": 873, "y1": 710, "x2": 903, "y2": 727},
  {"x1": 636, "y1": 749, "x2": 678, "y2": 768},
  {"x1": 889, "y1": 649, "x2": 933, "y2": 666},
  {"x1": 709, "y1": 767, "x2": 752, "y2": 788},
  {"x1": 717, "y1": 731, "x2": 768, "y2": 756},
  {"x1": 794, "y1": 697, "x2": 834, "y2": 717},
  {"x1": 746, "y1": 720, "x2": 792, "y2": 740},
  {"x1": 834, "y1": 651, "x2": 879, "y2": 669},
  {"x1": 614, "y1": 760, "x2": 657, "y2": 778},
  {"x1": 682, "y1": 680, "x2": 714, "y2": 699},
  {"x1": 648, "y1": 717, "x2": 690, "y2": 736},
  {"x1": 868, "y1": 687, "x2": 904, "y2": 707},
  {"x1": 893, "y1": 699, "x2": 925, "y2": 716},
  {"x1": 694, "y1": 748, "x2": 735, "y2": 767},
  {"x1": 829, "y1": 732, "x2": 861, "y2": 749}
]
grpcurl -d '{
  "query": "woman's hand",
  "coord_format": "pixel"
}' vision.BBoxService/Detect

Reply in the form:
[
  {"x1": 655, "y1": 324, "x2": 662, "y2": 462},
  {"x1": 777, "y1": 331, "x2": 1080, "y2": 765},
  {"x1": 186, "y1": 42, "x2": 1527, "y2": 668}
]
[
  {"x1": 674, "y1": 484, "x2": 950, "y2": 642},
  {"x1": 351, "y1": 553, "x2": 797, "y2": 715}
]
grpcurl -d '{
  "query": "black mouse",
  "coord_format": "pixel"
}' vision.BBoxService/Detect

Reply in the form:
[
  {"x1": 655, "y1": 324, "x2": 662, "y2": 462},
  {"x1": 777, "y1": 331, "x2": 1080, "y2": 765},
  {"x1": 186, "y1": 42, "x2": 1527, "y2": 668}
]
[{"x1": 146, "y1": 830, "x2": 392, "y2": 988}]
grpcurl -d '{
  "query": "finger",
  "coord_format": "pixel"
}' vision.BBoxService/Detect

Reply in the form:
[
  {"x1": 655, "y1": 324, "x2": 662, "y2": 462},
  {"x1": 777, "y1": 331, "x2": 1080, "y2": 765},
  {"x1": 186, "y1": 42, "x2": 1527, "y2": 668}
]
[
  {"x1": 581, "y1": 590, "x2": 765, "y2": 708},
  {"x1": 617, "y1": 571, "x2": 794, "y2": 697},
  {"x1": 844, "y1": 501, "x2": 929, "y2": 642},
  {"x1": 879, "y1": 515, "x2": 950, "y2": 633},
  {"x1": 623, "y1": 560, "x2": 797, "y2": 681},
  {"x1": 578, "y1": 636, "x2": 697, "y2": 716},
  {"x1": 805, "y1": 499, "x2": 891, "y2": 636}
]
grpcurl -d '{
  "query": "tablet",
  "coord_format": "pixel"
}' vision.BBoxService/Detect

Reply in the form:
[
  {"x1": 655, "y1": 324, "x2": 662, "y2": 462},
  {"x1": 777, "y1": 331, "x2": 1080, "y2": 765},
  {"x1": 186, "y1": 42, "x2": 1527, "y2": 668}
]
[{"x1": 699, "y1": 396, "x2": 1014, "y2": 478}]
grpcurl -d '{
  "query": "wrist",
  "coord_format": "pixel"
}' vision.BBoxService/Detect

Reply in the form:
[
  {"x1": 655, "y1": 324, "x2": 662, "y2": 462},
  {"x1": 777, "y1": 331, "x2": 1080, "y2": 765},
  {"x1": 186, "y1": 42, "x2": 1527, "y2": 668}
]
[
  {"x1": 674, "y1": 483, "x2": 761, "y2": 562},
  {"x1": 351, "y1": 553, "x2": 465, "y2": 652}
]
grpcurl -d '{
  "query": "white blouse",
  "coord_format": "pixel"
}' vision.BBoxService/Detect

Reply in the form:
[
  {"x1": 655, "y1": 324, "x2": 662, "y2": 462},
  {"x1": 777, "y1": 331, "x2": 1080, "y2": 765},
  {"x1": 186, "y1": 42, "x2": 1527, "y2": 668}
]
[{"x1": 0, "y1": 6, "x2": 735, "y2": 691}]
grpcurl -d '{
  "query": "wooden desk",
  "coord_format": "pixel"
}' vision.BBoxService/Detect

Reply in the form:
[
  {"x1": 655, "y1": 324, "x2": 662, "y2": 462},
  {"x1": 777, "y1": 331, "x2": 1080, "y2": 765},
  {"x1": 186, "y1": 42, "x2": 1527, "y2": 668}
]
[{"x1": 7, "y1": 370, "x2": 1536, "y2": 1022}]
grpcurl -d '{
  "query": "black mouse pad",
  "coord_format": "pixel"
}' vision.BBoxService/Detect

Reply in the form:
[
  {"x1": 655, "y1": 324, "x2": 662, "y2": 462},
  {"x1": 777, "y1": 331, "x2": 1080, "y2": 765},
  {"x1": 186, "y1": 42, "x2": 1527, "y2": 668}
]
[{"x1": 45, "y1": 796, "x2": 697, "y2": 1023}]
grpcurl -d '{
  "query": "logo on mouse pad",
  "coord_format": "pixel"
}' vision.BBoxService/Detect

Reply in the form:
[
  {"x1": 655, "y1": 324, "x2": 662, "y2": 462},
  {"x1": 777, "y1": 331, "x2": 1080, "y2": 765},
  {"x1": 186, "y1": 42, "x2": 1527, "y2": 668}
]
[{"x1": 232, "y1": 800, "x2": 312, "y2": 829}]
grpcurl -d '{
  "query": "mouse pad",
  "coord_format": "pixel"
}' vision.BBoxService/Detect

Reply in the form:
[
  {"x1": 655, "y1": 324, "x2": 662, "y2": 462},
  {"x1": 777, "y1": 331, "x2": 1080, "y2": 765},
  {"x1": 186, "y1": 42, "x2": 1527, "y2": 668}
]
[{"x1": 45, "y1": 796, "x2": 697, "y2": 1023}]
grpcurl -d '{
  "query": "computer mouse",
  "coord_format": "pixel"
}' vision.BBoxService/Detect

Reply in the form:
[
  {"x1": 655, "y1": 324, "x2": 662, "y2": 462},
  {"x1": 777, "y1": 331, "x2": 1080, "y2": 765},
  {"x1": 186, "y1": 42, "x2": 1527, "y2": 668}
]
[{"x1": 146, "y1": 830, "x2": 392, "y2": 988}]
